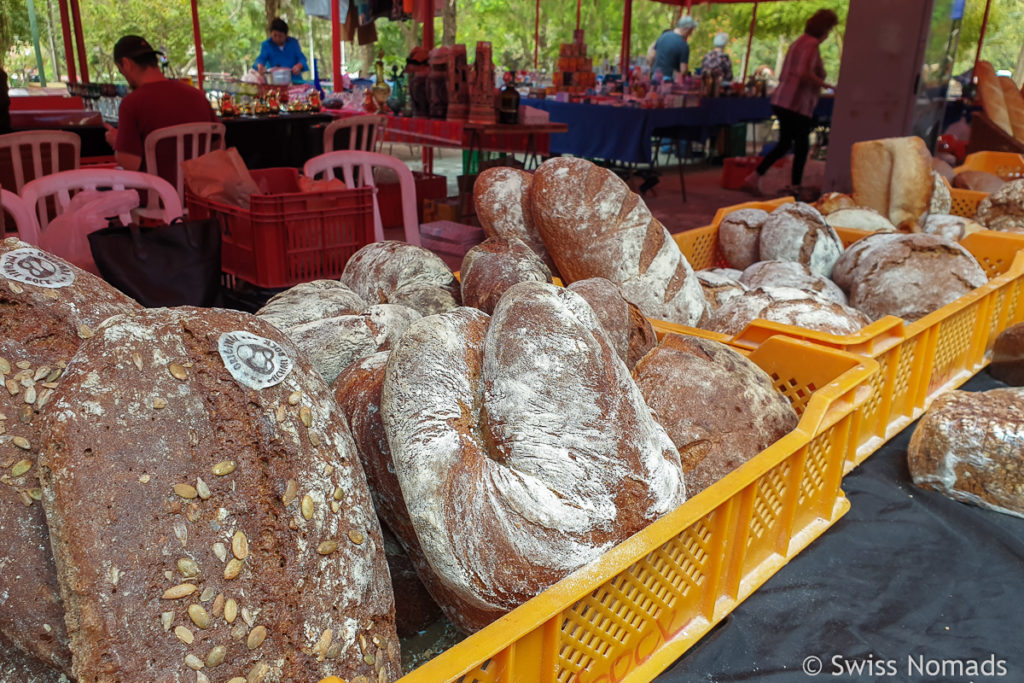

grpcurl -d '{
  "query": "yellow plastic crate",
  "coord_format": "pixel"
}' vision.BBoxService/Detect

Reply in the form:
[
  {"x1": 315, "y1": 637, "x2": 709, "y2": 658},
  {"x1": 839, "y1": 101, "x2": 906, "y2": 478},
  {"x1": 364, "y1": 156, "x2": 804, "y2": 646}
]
[
  {"x1": 322, "y1": 335, "x2": 875, "y2": 683},
  {"x1": 954, "y1": 150, "x2": 1024, "y2": 180},
  {"x1": 659, "y1": 217, "x2": 1024, "y2": 474}
]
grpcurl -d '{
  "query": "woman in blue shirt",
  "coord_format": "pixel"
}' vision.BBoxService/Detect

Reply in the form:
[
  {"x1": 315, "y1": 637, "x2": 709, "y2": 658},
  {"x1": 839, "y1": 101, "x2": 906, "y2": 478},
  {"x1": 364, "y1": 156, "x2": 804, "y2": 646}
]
[{"x1": 253, "y1": 18, "x2": 308, "y2": 83}]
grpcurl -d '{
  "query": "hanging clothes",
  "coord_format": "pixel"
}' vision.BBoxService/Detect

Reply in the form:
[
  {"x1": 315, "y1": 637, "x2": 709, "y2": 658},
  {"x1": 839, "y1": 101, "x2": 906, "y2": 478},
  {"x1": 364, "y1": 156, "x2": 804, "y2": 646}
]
[{"x1": 303, "y1": 0, "x2": 349, "y2": 20}]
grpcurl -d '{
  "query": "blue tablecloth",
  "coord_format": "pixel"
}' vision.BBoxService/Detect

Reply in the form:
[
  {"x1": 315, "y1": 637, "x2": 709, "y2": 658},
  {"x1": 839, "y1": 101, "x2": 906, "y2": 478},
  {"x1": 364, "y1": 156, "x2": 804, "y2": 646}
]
[{"x1": 522, "y1": 96, "x2": 833, "y2": 165}]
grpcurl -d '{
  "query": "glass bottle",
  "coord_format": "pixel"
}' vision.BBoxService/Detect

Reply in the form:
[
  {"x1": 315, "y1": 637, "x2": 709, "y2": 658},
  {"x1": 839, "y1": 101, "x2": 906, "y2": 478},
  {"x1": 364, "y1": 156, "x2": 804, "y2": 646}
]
[{"x1": 498, "y1": 71, "x2": 520, "y2": 124}]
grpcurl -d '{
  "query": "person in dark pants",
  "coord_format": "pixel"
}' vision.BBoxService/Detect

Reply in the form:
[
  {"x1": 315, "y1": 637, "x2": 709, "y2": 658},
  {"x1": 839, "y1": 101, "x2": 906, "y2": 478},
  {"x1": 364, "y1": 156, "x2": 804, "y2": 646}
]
[{"x1": 742, "y1": 9, "x2": 839, "y2": 198}]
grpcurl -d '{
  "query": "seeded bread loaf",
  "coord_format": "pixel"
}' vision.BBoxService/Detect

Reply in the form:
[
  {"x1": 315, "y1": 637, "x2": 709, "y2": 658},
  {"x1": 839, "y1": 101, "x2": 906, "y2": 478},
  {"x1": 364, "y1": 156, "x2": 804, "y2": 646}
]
[
  {"x1": 632, "y1": 334, "x2": 798, "y2": 495},
  {"x1": 718, "y1": 208, "x2": 769, "y2": 269},
  {"x1": 739, "y1": 260, "x2": 847, "y2": 305},
  {"x1": 381, "y1": 282, "x2": 687, "y2": 629},
  {"x1": 908, "y1": 388, "x2": 1024, "y2": 517},
  {"x1": 1, "y1": 238, "x2": 140, "y2": 675},
  {"x1": 460, "y1": 236, "x2": 552, "y2": 315},
  {"x1": 38, "y1": 307, "x2": 401, "y2": 682},
  {"x1": 340, "y1": 241, "x2": 461, "y2": 316},
  {"x1": 530, "y1": 157, "x2": 709, "y2": 326},
  {"x1": 989, "y1": 323, "x2": 1024, "y2": 386},
  {"x1": 472, "y1": 167, "x2": 558, "y2": 275},
  {"x1": 695, "y1": 270, "x2": 747, "y2": 312},
  {"x1": 757, "y1": 203, "x2": 844, "y2": 278},
  {"x1": 707, "y1": 286, "x2": 870, "y2": 337},
  {"x1": 566, "y1": 278, "x2": 657, "y2": 369}
]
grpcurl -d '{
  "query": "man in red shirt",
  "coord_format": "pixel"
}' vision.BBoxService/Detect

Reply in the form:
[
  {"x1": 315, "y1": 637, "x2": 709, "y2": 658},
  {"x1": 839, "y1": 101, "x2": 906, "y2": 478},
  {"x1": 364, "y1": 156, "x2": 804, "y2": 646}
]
[{"x1": 104, "y1": 35, "x2": 218, "y2": 172}]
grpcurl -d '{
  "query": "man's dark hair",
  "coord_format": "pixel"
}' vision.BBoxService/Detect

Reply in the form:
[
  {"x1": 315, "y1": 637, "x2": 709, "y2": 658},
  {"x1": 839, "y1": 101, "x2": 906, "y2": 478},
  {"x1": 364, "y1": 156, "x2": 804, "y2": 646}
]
[
  {"x1": 805, "y1": 9, "x2": 839, "y2": 39},
  {"x1": 129, "y1": 53, "x2": 160, "y2": 68},
  {"x1": 270, "y1": 18, "x2": 288, "y2": 34}
]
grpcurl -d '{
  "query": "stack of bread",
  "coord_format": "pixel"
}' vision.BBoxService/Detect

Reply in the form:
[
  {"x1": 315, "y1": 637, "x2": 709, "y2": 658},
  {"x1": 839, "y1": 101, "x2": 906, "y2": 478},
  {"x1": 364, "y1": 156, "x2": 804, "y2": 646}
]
[{"x1": 974, "y1": 60, "x2": 1024, "y2": 145}]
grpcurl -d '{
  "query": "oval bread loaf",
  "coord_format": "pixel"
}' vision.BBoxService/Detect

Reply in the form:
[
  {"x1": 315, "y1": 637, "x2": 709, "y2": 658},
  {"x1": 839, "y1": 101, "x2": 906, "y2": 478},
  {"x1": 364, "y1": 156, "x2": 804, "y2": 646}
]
[
  {"x1": 340, "y1": 241, "x2": 461, "y2": 315},
  {"x1": 473, "y1": 167, "x2": 558, "y2": 274},
  {"x1": 566, "y1": 277, "x2": 657, "y2": 369},
  {"x1": 460, "y1": 236, "x2": 552, "y2": 315},
  {"x1": 758, "y1": 202, "x2": 844, "y2": 277}
]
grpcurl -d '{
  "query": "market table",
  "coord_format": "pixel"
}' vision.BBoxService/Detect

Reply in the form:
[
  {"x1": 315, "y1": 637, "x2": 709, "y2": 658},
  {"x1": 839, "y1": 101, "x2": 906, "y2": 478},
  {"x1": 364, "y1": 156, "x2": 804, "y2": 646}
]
[{"x1": 656, "y1": 369, "x2": 1024, "y2": 682}]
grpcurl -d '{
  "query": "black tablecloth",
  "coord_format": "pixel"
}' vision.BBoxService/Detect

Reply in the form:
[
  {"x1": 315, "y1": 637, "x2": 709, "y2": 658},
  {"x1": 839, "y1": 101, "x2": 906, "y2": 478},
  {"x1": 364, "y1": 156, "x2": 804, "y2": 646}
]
[
  {"x1": 657, "y1": 370, "x2": 1024, "y2": 682},
  {"x1": 222, "y1": 112, "x2": 333, "y2": 169}
]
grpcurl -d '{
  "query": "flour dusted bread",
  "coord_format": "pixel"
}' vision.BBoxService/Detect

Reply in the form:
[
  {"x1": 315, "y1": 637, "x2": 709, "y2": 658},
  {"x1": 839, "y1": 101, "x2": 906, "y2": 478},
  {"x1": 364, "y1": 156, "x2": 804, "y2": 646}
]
[
  {"x1": 38, "y1": 308, "x2": 400, "y2": 682},
  {"x1": 851, "y1": 136, "x2": 934, "y2": 231},
  {"x1": 0, "y1": 239, "x2": 139, "y2": 676},
  {"x1": 975, "y1": 179, "x2": 1024, "y2": 232},
  {"x1": 695, "y1": 270, "x2": 747, "y2": 312},
  {"x1": 566, "y1": 277, "x2": 657, "y2": 368},
  {"x1": 908, "y1": 388, "x2": 1024, "y2": 518},
  {"x1": 632, "y1": 334, "x2": 798, "y2": 495},
  {"x1": 531, "y1": 157, "x2": 708, "y2": 325},
  {"x1": 757, "y1": 203, "x2": 844, "y2": 277},
  {"x1": 739, "y1": 260, "x2": 847, "y2": 304},
  {"x1": 846, "y1": 233, "x2": 988, "y2": 322},
  {"x1": 990, "y1": 322, "x2": 1024, "y2": 386},
  {"x1": 473, "y1": 167, "x2": 558, "y2": 274},
  {"x1": 707, "y1": 286, "x2": 869, "y2": 337},
  {"x1": 825, "y1": 207, "x2": 896, "y2": 233},
  {"x1": 460, "y1": 236, "x2": 552, "y2": 315},
  {"x1": 718, "y1": 208, "x2": 769, "y2": 269},
  {"x1": 257, "y1": 280, "x2": 367, "y2": 330},
  {"x1": 381, "y1": 282, "x2": 686, "y2": 629},
  {"x1": 340, "y1": 240, "x2": 460, "y2": 315},
  {"x1": 830, "y1": 232, "x2": 904, "y2": 291},
  {"x1": 922, "y1": 214, "x2": 985, "y2": 241},
  {"x1": 930, "y1": 172, "x2": 952, "y2": 214}
]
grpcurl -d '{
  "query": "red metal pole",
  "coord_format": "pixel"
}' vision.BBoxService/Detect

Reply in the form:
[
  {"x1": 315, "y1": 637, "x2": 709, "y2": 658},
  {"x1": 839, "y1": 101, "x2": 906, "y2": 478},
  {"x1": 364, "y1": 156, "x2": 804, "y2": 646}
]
[
  {"x1": 973, "y1": 0, "x2": 993, "y2": 79},
  {"x1": 576, "y1": 0, "x2": 581, "y2": 31},
  {"x1": 68, "y1": 0, "x2": 88, "y2": 82},
  {"x1": 190, "y1": 0, "x2": 205, "y2": 89},
  {"x1": 56, "y1": 0, "x2": 76, "y2": 84},
  {"x1": 422, "y1": 0, "x2": 434, "y2": 49},
  {"x1": 534, "y1": 0, "x2": 540, "y2": 69},
  {"x1": 620, "y1": 0, "x2": 632, "y2": 77},
  {"x1": 742, "y1": 0, "x2": 758, "y2": 83},
  {"x1": 332, "y1": 0, "x2": 342, "y2": 87}
]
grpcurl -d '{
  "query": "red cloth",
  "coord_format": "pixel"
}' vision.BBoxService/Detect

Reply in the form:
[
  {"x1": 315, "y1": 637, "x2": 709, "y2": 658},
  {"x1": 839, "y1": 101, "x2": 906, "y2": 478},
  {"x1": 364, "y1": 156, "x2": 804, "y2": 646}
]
[
  {"x1": 115, "y1": 79, "x2": 218, "y2": 160},
  {"x1": 770, "y1": 34, "x2": 826, "y2": 118}
]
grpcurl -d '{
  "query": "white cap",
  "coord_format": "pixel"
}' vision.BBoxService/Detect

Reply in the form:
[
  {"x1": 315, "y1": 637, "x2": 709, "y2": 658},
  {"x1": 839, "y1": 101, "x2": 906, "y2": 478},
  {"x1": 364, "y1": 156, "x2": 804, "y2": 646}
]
[{"x1": 713, "y1": 32, "x2": 729, "y2": 48}]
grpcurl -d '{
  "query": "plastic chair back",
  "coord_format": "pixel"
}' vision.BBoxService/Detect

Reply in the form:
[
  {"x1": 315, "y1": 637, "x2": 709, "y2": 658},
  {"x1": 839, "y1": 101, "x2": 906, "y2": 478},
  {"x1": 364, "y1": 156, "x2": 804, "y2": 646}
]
[
  {"x1": 20, "y1": 168, "x2": 183, "y2": 234},
  {"x1": 143, "y1": 122, "x2": 227, "y2": 204},
  {"x1": 1, "y1": 188, "x2": 42, "y2": 245},
  {"x1": 323, "y1": 115, "x2": 386, "y2": 154},
  {"x1": 303, "y1": 150, "x2": 421, "y2": 246},
  {"x1": 0, "y1": 130, "x2": 81, "y2": 194}
]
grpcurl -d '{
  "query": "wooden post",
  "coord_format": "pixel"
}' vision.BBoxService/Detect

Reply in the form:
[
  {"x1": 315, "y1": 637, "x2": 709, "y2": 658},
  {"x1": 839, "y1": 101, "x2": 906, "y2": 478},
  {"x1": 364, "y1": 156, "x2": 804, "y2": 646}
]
[
  {"x1": 332, "y1": 0, "x2": 341, "y2": 88},
  {"x1": 620, "y1": 0, "x2": 632, "y2": 77}
]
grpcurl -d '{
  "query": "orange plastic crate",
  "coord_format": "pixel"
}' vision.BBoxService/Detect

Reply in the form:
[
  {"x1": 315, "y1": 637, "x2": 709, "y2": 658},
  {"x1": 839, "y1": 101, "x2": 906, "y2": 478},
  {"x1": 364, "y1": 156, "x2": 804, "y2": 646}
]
[
  {"x1": 658, "y1": 210, "x2": 1024, "y2": 474},
  {"x1": 322, "y1": 335, "x2": 876, "y2": 683},
  {"x1": 954, "y1": 150, "x2": 1024, "y2": 180}
]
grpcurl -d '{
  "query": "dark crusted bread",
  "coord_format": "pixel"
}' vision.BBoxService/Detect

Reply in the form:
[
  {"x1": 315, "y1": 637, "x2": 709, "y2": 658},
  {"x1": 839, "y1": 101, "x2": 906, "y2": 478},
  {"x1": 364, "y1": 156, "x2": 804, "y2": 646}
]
[
  {"x1": 739, "y1": 260, "x2": 847, "y2": 304},
  {"x1": 990, "y1": 322, "x2": 1024, "y2": 386},
  {"x1": 718, "y1": 208, "x2": 769, "y2": 269},
  {"x1": 340, "y1": 241, "x2": 461, "y2": 316},
  {"x1": 0, "y1": 633, "x2": 70, "y2": 683},
  {"x1": 908, "y1": 388, "x2": 1024, "y2": 517},
  {"x1": 758, "y1": 202, "x2": 844, "y2": 277},
  {"x1": 953, "y1": 170, "x2": 1005, "y2": 194},
  {"x1": 1, "y1": 238, "x2": 139, "y2": 675},
  {"x1": 460, "y1": 236, "x2": 552, "y2": 315},
  {"x1": 472, "y1": 167, "x2": 558, "y2": 276},
  {"x1": 38, "y1": 307, "x2": 400, "y2": 682},
  {"x1": 974, "y1": 179, "x2": 1024, "y2": 232},
  {"x1": 256, "y1": 280, "x2": 367, "y2": 331},
  {"x1": 830, "y1": 232, "x2": 904, "y2": 292},
  {"x1": 632, "y1": 334, "x2": 798, "y2": 495},
  {"x1": 566, "y1": 277, "x2": 657, "y2": 369}
]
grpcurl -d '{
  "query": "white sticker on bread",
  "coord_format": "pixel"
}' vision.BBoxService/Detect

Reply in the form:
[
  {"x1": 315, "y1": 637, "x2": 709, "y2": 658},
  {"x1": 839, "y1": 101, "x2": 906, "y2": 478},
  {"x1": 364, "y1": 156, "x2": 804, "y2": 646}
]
[
  {"x1": 218, "y1": 331, "x2": 293, "y2": 389},
  {"x1": 1, "y1": 248, "x2": 75, "y2": 288}
]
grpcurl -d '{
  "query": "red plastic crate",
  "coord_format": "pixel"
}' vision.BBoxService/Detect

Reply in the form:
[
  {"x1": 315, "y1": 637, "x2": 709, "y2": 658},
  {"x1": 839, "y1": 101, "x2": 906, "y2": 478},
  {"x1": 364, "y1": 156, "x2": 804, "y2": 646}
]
[
  {"x1": 720, "y1": 156, "x2": 762, "y2": 189},
  {"x1": 186, "y1": 168, "x2": 374, "y2": 289}
]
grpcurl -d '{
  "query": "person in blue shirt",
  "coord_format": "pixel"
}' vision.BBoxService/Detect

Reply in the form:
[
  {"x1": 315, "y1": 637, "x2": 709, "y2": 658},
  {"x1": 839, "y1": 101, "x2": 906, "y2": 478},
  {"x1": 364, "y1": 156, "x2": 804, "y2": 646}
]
[
  {"x1": 253, "y1": 18, "x2": 308, "y2": 84},
  {"x1": 652, "y1": 15, "x2": 697, "y2": 83}
]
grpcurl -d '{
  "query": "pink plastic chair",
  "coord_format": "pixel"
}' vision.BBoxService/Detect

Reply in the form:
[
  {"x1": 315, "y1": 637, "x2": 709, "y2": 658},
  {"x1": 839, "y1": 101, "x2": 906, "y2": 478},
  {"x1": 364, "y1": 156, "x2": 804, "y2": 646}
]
[
  {"x1": 0, "y1": 130, "x2": 82, "y2": 194},
  {"x1": 143, "y1": 121, "x2": 226, "y2": 206},
  {"x1": 322, "y1": 115, "x2": 386, "y2": 153},
  {"x1": 1, "y1": 188, "x2": 41, "y2": 244},
  {"x1": 303, "y1": 150, "x2": 421, "y2": 246},
  {"x1": 20, "y1": 168, "x2": 183, "y2": 233}
]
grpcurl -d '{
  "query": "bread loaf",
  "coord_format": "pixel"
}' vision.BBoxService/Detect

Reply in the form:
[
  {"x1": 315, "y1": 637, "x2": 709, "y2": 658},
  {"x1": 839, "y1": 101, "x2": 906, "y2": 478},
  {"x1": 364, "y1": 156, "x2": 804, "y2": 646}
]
[
  {"x1": 922, "y1": 214, "x2": 985, "y2": 241},
  {"x1": 707, "y1": 286, "x2": 869, "y2": 337},
  {"x1": 531, "y1": 157, "x2": 708, "y2": 326},
  {"x1": 826, "y1": 207, "x2": 896, "y2": 233},
  {"x1": 38, "y1": 308, "x2": 401, "y2": 682},
  {"x1": 739, "y1": 260, "x2": 847, "y2": 304},
  {"x1": 718, "y1": 208, "x2": 769, "y2": 269},
  {"x1": 953, "y1": 170, "x2": 1006, "y2": 194},
  {"x1": 380, "y1": 282, "x2": 686, "y2": 628},
  {"x1": 908, "y1": 388, "x2": 1024, "y2": 517},
  {"x1": 757, "y1": 203, "x2": 844, "y2": 277},
  {"x1": 929, "y1": 172, "x2": 952, "y2": 215},
  {"x1": 340, "y1": 240, "x2": 461, "y2": 316},
  {"x1": 830, "y1": 232, "x2": 904, "y2": 292},
  {"x1": 931, "y1": 157, "x2": 955, "y2": 183},
  {"x1": 976, "y1": 61, "x2": 1013, "y2": 135},
  {"x1": 974, "y1": 179, "x2": 1024, "y2": 232},
  {"x1": 813, "y1": 192, "x2": 856, "y2": 215},
  {"x1": 847, "y1": 233, "x2": 988, "y2": 321},
  {"x1": 998, "y1": 76, "x2": 1024, "y2": 141},
  {"x1": 473, "y1": 167, "x2": 558, "y2": 275},
  {"x1": 990, "y1": 322, "x2": 1024, "y2": 386},
  {"x1": 0, "y1": 239, "x2": 140, "y2": 675},
  {"x1": 379, "y1": 524, "x2": 443, "y2": 638},
  {"x1": 0, "y1": 634, "x2": 69, "y2": 683},
  {"x1": 460, "y1": 236, "x2": 552, "y2": 315},
  {"x1": 695, "y1": 270, "x2": 747, "y2": 312},
  {"x1": 632, "y1": 334, "x2": 798, "y2": 495},
  {"x1": 566, "y1": 277, "x2": 657, "y2": 368},
  {"x1": 257, "y1": 280, "x2": 367, "y2": 331},
  {"x1": 851, "y1": 137, "x2": 934, "y2": 231}
]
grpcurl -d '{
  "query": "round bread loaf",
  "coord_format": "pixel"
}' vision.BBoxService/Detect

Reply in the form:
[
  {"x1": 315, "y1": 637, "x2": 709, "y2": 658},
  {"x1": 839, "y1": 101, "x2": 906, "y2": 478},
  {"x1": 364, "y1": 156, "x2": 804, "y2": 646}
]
[
  {"x1": 340, "y1": 240, "x2": 461, "y2": 315},
  {"x1": 847, "y1": 233, "x2": 988, "y2": 321},
  {"x1": 974, "y1": 179, "x2": 1024, "y2": 232},
  {"x1": 703, "y1": 266, "x2": 742, "y2": 280},
  {"x1": 758, "y1": 202, "x2": 844, "y2": 277},
  {"x1": 707, "y1": 286, "x2": 869, "y2": 337},
  {"x1": 922, "y1": 214, "x2": 985, "y2": 241},
  {"x1": 566, "y1": 277, "x2": 657, "y2": 368},
  {"x1": 460, "y1": 236, "x2": 552, "y2": 315},
  {"x1": 530, "y1": 157, "x2": 709, "y2": 326},
  {"x1": 696, "y1": 270, "x2": 747, "y2": 312},
  {"x1": 38, "y1": 308, "x2": 401, "y2": 682},
  {"x1": 632, "y1": 334, "x2": 798, "y2": 495},
  {"x1": 908, "y1": 388, "x2": 1024, "y2": 517},
  {"x1": 739, "y1": 260, "x2": 848, "y2": 304},
  {"x1": 813, "y1": 192, "x2": 856, "y2": 215},
  {"x1": 953, "y1": 170, "x2": 1006, "y2": 194},
  {"x1": 331, "y1": 351, "x2": 498, "y2": 634},
  {"x1": 830, "y1": 232, "x2": 905, "y2": 292},
  {"x1": 256, "y1": 280, "x2": 367, "y2": 331},
  {"x1": 473, "y1": 167, "x2": 558, "y2": 275},
  {"x1": 718, "y1": 208, "x2": 769, "y2": 269},
  {"x1": 826, "y1": 207, "x2": 896, "y2": 232},
  {"x1": 929, "y1": 172, "x2": 952, "y2": 215},
  {"x1": 990, "y1": 322, "x2": 1024, "y2": 386},
  {"x1": 380, "y1": 282, "x2": 686, "y2": 628},
  {"x1": 0, "y1": 239, "x2": 140, "y2": 676}
]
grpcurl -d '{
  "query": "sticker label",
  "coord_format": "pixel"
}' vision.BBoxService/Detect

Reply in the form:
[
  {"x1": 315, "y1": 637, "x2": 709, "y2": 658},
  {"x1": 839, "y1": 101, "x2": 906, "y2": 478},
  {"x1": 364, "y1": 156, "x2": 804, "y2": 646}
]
[
  {"x1": 1, "y1": 249, "x2": 75, "y2": 289},
  {"x1": 218, "y1": 331, "x2": 293, "y2": 390}
]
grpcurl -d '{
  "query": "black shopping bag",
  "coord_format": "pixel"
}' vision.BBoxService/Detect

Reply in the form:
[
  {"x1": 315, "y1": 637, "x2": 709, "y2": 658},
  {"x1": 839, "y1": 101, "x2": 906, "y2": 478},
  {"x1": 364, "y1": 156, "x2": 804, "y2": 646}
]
[{"x1": 88, "y1": 218, "x2": 222, "y2": 308}]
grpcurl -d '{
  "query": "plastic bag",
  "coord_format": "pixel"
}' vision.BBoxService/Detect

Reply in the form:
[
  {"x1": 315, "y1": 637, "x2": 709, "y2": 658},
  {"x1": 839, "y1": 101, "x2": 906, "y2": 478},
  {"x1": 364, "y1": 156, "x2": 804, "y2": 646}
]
[
  {"x1": 41, "y1": 189, "x2": 140, "y2": 275},
  {"x1": 182, "y1": 148, "x2": 262, "y2": 209},
  {"x1": 298, "y1": 175, "x2": 347, "y2": 193}
]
